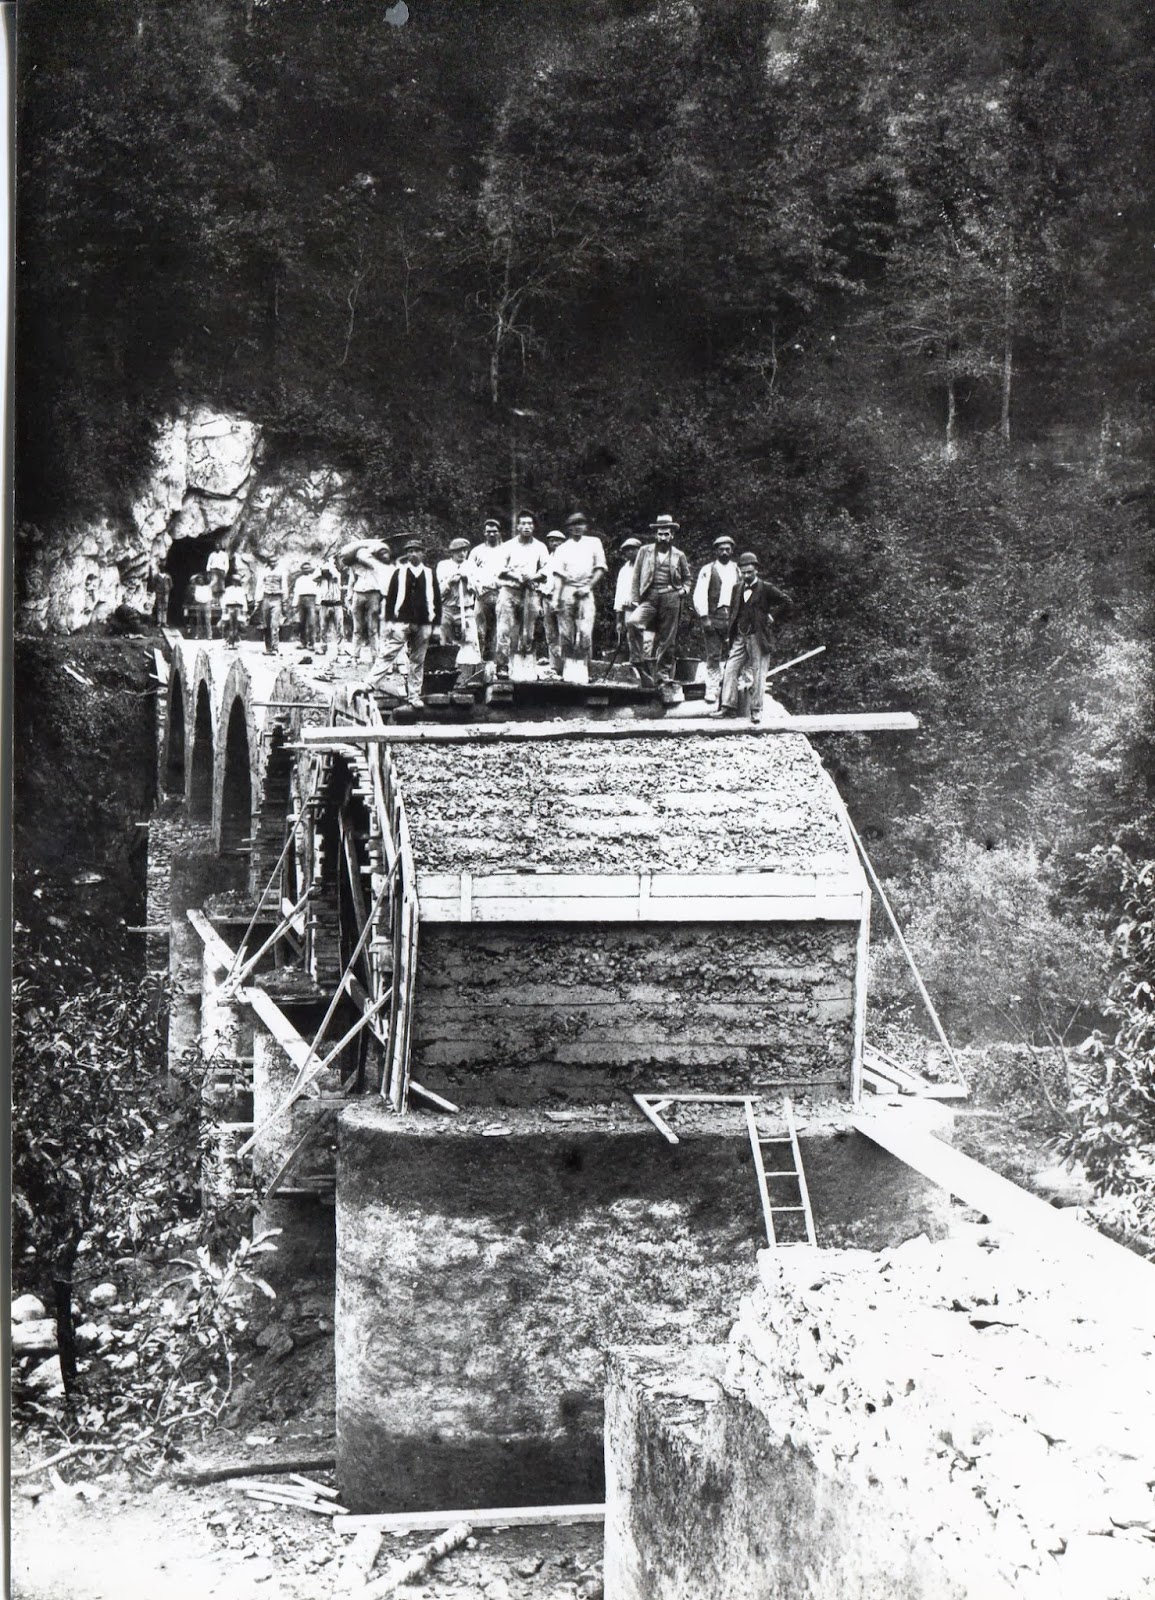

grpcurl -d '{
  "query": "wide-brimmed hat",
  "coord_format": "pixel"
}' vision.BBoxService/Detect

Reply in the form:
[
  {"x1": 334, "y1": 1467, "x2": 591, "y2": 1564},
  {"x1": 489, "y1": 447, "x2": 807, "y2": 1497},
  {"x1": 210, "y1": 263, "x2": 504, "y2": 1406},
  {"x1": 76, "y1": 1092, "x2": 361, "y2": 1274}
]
[
  {"x1": 448, "y1": 537, "x2": 470, "y2": 553},
  {"x1": 650, "y1": 513, "x2": 680, "y2": 531},
  {"x1": 713, "y1": 535, "x2": 735, "y2": 550},
  {"x1": 564, "y1": 511, "x2": 588, "y2": 529},
  {"x1": 620, "y1": 537, "x2": 642, "y2": 552}
]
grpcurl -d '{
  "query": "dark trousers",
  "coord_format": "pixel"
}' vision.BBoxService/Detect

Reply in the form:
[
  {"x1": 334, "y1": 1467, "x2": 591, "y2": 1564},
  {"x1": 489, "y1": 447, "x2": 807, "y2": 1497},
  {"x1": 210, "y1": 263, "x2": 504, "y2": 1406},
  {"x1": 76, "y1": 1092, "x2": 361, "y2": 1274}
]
[
  {"x1": 628, "y1": 590, "x2": 683, "y2": 686},
  {"x1": 297, "y1": 597, "x2": 319, "y2": 649},
  {"x1": 476, "y1": 591, "x2": 498, "y2": 661},
  {"x1": 260, "y1": 597, "x2": 283, "y2": 654}
]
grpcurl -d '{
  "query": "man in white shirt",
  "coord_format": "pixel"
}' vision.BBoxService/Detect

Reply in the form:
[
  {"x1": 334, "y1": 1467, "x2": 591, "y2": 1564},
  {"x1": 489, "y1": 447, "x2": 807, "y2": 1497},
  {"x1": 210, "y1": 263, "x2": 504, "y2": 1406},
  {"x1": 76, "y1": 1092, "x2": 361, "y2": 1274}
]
[
  {"x1": 340, "y1": 540, "x2": 394, "y2": 660},
  {"x1": 540, "y1": 529, "x2": 566, "y2": 676},
  {"x1": 436, "y1": 538, "x2": 479, "y2": 654},
  {"x1": 465, "y1": 518, "x2": 506, "y2": 665},
  {"x1": 292, "y1": 565, "x2": 321, "y2": 651},
  {"x1": 613, "y1": 537, "x2": 643, "y2": 666},
  {"x1": 206, "y1": 536, "x2": 231, "y2": 601},
  {"x1": 692, "y1": 534, "x2": 740, "y2": 703},
  {"x1": 551, "y1": 512, "x2": 607, "y2": 678},
  {"x1": 251, "y1": 557, "x2": 290, "y2": 655},
  {"x1": 377, "y1": 538, "x2": 442, "y2": 703},
  {"x1": 495, "y1": 513, "x2": 549, "y2": 677}
]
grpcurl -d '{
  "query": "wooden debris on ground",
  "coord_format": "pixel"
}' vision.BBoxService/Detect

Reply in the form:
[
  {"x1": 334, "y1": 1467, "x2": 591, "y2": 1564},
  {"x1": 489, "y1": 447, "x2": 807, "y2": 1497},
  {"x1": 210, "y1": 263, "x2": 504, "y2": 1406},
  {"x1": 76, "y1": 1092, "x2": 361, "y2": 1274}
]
[
  {"x1": 361, "y1": 1521, "x2": 472, "y2": 1599},
  {"x1": 333, "y1": 1502, "x2": 605, "y2": 1535},
  {"x1": 172, "y1": 1452, "x2": 336, "y2": 1485}
]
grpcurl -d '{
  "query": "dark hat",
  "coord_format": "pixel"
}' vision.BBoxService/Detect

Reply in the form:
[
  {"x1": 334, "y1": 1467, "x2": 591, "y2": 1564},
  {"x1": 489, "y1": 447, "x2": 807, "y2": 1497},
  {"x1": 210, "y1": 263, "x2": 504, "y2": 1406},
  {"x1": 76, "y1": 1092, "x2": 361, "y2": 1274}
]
[
  {"x1": 404, "y1": 537, "x2": 426, "y2": 554},
  {"x1": 650, "y1": 513, "x2": 680, "y2": 531},
  {"x1": 620, "y1": 537, "x2": 642, "y2": 552},
  {"x1": 483, "y1": 516, "x2": 502, "y2": 531},
  {"x1": 373, "y1": 542, "x2": 393, "y2": 557},
  {"x1": 564, "y1": 511, "x2": 588, "y2": 528},
  {"x1": 713, "y1": 535, "x2": 735, "y2": 549},
  {"x1": 738, "y1": 550, "x2": 760, "y2": 566},
  {"x1": 448, "y1": 537, "x2": 470, "y2": 553},
  {"x1": 545, "y1": 529, "x2": 565, "y2": 544}
]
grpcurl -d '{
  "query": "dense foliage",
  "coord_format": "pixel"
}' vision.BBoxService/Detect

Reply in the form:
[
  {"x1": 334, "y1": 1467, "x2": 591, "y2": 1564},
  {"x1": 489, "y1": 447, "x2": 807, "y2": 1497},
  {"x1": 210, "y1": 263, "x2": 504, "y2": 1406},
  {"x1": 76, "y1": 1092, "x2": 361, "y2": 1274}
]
[
  {"x1": 1065, "y1": 851, "x2": 1155, "y2": 1251},
  {"x1": 15, "y1": 0, "x2": 1155, "y2": 1007}
]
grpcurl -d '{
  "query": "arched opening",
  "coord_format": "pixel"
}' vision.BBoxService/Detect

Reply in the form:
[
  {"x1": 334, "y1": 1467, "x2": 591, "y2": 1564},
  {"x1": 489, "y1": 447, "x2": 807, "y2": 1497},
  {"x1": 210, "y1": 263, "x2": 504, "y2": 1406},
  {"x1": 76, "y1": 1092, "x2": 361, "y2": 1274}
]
[
  {"x1": 254, "y1": 724, "x2": 296, "y2": 892},
  {"x1": 220, "y1": 697, "x2": 253, "y2": 863},
  {"x1": 189, "y1": 682, "x2": 214, "y2": 820},
  {"x1": 165, "y1": 530, "x2": 232, "y2": 625},
  {"x1": 165, "y1": 679, "x2": 186, "y2": 795}
]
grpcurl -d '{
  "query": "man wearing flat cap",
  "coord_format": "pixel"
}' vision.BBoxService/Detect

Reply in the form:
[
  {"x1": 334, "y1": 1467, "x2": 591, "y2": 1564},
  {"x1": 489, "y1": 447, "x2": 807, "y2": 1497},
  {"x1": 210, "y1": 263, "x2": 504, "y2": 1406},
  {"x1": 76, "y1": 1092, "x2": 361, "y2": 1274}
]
[
  {"x1": 436, "y1": 537, "x2": 480, "y2": 654},
  {"x1": 628, "y1": 514, "x2": 691, "y2": 690},
  {"x1": 614, "y1": 537, "x2": 643, "y2": 663},
  {"x1": 693, "y1": 534, "x2": 740, "y2": 703},
  {"x1": 377, "y1": 537, "x2": 442, "y2": 703},
  {"x1": 718, "y1": 551, "x2": 791, "y2": 721}
]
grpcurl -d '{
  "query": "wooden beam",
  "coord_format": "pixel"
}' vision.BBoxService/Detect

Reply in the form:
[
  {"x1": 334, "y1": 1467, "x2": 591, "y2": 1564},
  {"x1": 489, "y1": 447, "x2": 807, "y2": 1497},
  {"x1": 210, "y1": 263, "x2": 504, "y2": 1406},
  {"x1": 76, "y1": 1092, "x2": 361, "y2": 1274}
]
[
  {"x1": 332, "y1": 1504, "x2": 605, "y2": 1536},
  {"x1": 241, "y1": 984, "x2": 316, "y2": 1076},
  {"x1": 851, "y1": 891, "x2": 870, "y2": 1106},
  {"x1": 417, "y1": 893, "x2": 865, "y2": 924},
  {"x1": 851, "y1": 1110, "x2": 1155, "y2": 1296},
  {"x1": 295, "y1": 712, "x2": 919, "y2": 747},
  {"x1": 187, "y1": 908, "x2": 237, "y2": 973}
]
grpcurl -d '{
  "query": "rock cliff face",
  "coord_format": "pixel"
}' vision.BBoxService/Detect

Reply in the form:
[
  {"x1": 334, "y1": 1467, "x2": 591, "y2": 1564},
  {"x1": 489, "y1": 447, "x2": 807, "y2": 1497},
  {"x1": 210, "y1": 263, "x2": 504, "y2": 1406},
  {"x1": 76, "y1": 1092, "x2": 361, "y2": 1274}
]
[{"x1": 18, "y1": 407, "x2": 372, "y2": 632}]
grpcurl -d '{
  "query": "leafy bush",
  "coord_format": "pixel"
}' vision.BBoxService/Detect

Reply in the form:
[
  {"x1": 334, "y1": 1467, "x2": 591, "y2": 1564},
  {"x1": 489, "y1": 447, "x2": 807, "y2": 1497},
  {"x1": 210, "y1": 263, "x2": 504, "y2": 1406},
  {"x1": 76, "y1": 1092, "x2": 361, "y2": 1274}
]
[
  {"x1": 869, "y1": 836, "x2": 1109, "y2": 1049},
  {"x1": 1063, "y1": 850, "x2": 1155, "y2": 1254}
]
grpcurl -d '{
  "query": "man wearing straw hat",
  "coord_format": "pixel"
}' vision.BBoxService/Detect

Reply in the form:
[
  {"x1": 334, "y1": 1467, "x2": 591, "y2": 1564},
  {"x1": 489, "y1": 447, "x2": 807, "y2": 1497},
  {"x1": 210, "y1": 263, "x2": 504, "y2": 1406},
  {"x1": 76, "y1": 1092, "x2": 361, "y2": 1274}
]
[{"x1": 627, "y1": 513, "x2": 691, "y2": 691}]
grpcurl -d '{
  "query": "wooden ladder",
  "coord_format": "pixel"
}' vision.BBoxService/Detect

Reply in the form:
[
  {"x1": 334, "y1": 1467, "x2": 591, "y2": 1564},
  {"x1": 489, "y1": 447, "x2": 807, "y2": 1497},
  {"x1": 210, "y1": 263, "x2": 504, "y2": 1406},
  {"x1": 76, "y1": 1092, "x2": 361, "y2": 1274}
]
[{"x1": 745, "y1": 1097, "x2": 817, "y2": 1248}]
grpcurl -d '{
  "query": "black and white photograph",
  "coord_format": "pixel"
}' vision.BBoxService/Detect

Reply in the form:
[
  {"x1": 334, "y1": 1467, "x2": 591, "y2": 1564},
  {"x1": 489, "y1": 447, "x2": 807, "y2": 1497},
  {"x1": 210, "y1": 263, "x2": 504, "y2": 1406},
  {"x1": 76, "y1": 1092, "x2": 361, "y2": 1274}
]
[{"x1": 10, "y1": 1, "x2": 1155, "y2": 1595}]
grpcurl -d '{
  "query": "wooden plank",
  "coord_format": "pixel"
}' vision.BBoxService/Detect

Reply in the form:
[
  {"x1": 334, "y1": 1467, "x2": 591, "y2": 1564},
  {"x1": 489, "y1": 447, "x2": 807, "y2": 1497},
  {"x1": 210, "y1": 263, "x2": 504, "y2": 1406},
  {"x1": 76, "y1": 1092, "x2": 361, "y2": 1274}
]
[
  {"x1": 851, "y1": 892, "x2": 870, "y2": 1106},
  {"x1": 851, "y1": 1111, "x2": 1155, "y2": 1297},
  {"x1": 417, "y1": 894, "x2": 865, "y2": 924},
  {"x1": 633, "y1": 1094, "x2": 679, "y2": 1145},
  {"x1": 187, "y1": 908, "x2": 237, "y2": 973},
  {"x1": 240, "y1": 985, "x2": 315, "y2": 1076},
  {"x1": 333, "y1": 1504, "x2": 605, "y2": 1536},
  {"x1": 154, "y1": 648, "x2": 170, "y2": 687},
  {"x1": 297, "y1": 713, "x2": 919, "y2": 746},
  {"x1": 471, "y1": 874, "x2": 643, "y2": 899},
  {"x1": 419, "y1": 871, "x2": 862, "y2": 901},
  {"x1": 408, "y1": 1080, "x2": 460, "y2": 1114},
  {"x1": 746, "y1": 1099, "x2": 777, "y2": 1246}
]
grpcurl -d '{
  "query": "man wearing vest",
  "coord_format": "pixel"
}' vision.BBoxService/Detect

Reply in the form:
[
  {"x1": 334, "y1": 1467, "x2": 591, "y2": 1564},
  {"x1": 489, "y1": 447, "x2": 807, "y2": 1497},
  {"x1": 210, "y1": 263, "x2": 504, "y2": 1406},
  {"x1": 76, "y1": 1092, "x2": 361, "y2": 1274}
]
[
  {"x1": 717, "y1": 551, "x2": 791, "y2": 721},
  {"x1": 692, "y1": 534, "x2": 739, "y2": 703},
  {"x1": 378, "y1": 538, "x2": 442, "y2": 704},
  {"x1": 628, "y1": 514, "x2": 691, "y2": 691}
]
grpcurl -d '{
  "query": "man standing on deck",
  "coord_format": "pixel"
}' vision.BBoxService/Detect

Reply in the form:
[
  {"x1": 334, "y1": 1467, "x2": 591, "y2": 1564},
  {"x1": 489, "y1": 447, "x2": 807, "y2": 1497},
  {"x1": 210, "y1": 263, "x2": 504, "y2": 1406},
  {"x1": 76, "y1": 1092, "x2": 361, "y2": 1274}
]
[
  {"x1": 717, "y1": 551, "x2": 791, "y2": 721},
  {"x1": 341, "y1": 539, "x2": 393, "y2": 660},
  {"x1": 551, "y1": 512, "x2": 607, "y2": 681},
  {"x1": 436, "y1": 538, "x2": 480, "y2": 653},
  {"x1": 495, "y1": 513, "x2": 549, "y2": 677},
  {"x1": 252, "y1": 555, "x2": 290, "y2": 655},
  {"x1": 628, "y1": 514, "x2": 691, "y2": 692},
  {"x1": 613, "y1": 537, "x2": 642, "y2": 662},
  {"x1": 540, "y1": 529, "x2": 566, "y2": 676},
  {"x1": 378, "y1": 537, "x2": 442, "y2": 704},
  {"x1": 466, "y1": 517, "x2": 506, "y2": 666},
  {"x1": 692, "y1": 535, "x2": 739, "y2": 704}
]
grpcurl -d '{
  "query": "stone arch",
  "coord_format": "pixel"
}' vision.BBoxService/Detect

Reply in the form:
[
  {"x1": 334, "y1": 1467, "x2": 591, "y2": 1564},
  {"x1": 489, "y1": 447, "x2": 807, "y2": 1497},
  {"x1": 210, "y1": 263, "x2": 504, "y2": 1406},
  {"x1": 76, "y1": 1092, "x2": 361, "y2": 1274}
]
[
  {"x1": 164, "y1": 666, "x2": 187, "y2": 796},
  {"x1": 189, "y1": 680, "x2": 214, "y2": 821},
  {"x1": 219, "y1": 695, "x2": 254, "y2": 864},
  {"x1": 253, "y1": 722, "x2": 296, "y2": 892}
]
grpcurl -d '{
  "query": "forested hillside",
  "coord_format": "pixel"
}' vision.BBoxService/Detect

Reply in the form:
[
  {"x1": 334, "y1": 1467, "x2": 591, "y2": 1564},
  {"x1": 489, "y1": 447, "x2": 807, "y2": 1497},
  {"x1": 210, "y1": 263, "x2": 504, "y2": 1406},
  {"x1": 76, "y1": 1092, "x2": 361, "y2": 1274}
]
[{"x1": 16, "y1": 0, "x2": 1155, "y2": 1034}]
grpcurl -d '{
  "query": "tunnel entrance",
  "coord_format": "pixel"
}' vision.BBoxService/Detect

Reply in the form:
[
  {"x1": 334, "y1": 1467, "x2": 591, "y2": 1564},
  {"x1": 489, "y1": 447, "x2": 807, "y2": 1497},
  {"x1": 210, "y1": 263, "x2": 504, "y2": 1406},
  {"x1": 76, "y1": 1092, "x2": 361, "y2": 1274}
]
[{"x1": 165, "y1": 531, "x2": 231, "y2": 624}]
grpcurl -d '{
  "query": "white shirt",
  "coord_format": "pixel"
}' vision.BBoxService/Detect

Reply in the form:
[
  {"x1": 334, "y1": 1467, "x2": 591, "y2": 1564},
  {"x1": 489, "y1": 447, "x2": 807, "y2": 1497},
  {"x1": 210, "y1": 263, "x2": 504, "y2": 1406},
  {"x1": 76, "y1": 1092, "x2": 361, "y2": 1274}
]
[
  {"x1": 552, "y1": 534, "x2": 607, "y2": 590},
  {"x1": 498, "y1": 537, "x2": 549, "y2": 588},
  {"x1": 437, "y1": 557, "x2": 475, "y2": 607},
  {"x1": 293, "y1": 573, "x2": 320, "y2": 602},
  {"x1": 466, "y1": 540, "x2": 507, "y2": 594},
  {"x1": 614, "y1": 560, "x2": 636, "y2": 612},
  {"x1": 693, "y1": 559, "x2": 740, "y2": 617},
  {"x1": 207, "y1": 549, "x2": 229, "y2": 576}
]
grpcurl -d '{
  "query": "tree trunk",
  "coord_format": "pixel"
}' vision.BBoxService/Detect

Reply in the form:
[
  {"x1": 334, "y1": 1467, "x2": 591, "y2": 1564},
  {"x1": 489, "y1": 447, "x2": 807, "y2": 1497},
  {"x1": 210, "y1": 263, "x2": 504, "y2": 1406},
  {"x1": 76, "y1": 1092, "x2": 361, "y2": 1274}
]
[
  {"x1": 944, "y1": 376, "x2": 957, "y2": 462},
  {"x1": 53, "y1": 1240, "x2": 81, "y2": 1396},
  {"x1": 1000, "y1": 260, "x2": 1013, "y2": 448}
]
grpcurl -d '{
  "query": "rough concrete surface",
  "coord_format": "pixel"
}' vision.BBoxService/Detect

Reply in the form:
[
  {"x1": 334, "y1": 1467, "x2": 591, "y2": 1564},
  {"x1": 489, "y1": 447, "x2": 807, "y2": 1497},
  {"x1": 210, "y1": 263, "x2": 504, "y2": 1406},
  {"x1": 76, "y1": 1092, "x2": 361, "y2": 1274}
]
[
  {"x1": 335, "y1": 1104, "x2": 960, "y2": 1514},
  {"x1": 605, "y1": 1228, "x2": 1155, "y2": 1599},
  {"x1": 413, "y1": 922, "x2": 858, "y2": 1098},
  {"x1": 392, "y1": 733, "x2": 854, "y2": 876}
]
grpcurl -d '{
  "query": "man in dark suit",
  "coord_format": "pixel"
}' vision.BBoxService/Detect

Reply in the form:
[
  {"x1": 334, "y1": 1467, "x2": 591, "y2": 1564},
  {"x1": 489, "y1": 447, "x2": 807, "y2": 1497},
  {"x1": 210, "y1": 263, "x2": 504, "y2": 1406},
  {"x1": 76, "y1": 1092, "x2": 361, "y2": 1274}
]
[{"x1": 717, "y1": 551, "x2": 791, "y2": 719}]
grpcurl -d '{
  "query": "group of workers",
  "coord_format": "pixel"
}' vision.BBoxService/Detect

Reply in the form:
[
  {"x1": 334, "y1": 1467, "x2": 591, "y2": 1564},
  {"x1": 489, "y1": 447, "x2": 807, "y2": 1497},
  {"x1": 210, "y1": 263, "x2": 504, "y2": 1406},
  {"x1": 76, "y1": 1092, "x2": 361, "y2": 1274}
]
[{"x1": 160, "y1": 510, "x2": 789, "y2": 717}]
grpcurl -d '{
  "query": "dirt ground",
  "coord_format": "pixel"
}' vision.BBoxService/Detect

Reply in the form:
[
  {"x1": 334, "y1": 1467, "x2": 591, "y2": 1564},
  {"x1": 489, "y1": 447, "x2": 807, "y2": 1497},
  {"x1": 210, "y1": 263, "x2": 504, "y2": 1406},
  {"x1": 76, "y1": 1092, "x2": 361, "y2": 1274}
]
[{"x1": 11, "y1": 1462, "x2": 604, "y2": 1599}]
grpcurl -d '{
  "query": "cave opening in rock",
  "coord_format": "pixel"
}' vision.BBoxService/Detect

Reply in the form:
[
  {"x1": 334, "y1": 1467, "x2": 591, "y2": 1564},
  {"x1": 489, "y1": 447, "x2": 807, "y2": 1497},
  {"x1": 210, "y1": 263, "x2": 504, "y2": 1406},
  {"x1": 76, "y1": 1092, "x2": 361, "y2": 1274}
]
[{"x1": 164, "y1": 529, "x2": 232, "y2": 623}]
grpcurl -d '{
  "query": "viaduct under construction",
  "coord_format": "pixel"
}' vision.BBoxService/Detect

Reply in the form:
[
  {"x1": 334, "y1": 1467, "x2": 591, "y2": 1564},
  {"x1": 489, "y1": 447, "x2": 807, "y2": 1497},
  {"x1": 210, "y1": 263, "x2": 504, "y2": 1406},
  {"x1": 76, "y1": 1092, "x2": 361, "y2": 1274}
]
[{"x1": 146, "y1": 632, "x2": 1155, "y2": 1600}]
